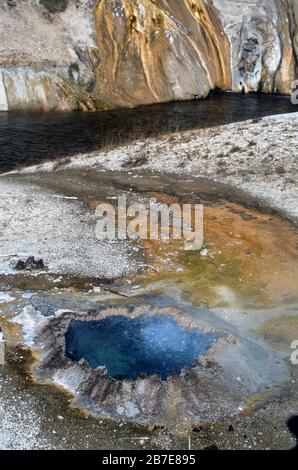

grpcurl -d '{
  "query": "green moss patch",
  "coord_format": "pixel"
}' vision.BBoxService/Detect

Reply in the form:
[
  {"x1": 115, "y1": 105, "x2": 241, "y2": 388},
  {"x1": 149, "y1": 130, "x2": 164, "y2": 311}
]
[{"x1": 39, "y1": 0, "x2": 68, "y2": 13}]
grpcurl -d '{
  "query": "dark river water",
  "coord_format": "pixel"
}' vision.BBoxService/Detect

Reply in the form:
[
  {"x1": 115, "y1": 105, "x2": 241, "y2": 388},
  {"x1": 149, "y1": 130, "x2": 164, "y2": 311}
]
[{"x1": 0, "y1": 91, "x2": 296, "y2": 172}]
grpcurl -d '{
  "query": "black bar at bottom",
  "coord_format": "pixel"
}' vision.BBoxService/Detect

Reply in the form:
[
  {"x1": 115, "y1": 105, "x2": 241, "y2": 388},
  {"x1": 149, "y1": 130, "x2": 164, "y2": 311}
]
[{"x1": 0, "y1": 450, "x2": 296, "y2": 466}]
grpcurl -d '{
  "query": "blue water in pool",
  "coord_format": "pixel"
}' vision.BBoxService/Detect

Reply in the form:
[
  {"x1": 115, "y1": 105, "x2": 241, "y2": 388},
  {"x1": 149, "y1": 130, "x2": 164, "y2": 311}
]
[{"x1": 65, "y1": 314, "x2": 215, "y2": 380}]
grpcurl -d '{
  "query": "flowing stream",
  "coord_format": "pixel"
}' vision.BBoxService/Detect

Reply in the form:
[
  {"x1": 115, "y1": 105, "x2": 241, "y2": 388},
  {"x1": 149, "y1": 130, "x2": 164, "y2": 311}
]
[{"x1": 0, "y1": 92, "x2": 296, "y2": 172}]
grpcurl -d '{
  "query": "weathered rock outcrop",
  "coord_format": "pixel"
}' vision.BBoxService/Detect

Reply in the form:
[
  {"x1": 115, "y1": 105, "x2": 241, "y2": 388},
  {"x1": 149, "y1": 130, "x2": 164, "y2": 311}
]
[
  {"x1": 214, "y1": 0, "x2": 297, "y2": 94},
  {"x1": 93, "y1": 0, "x2": 231, "y2": 107},
  {"x1": 290, "y1": 0, "x2": 298, "y2": 62},
  {"x1": 0, "y1": 0, "x2": 297, "y2": 111}
]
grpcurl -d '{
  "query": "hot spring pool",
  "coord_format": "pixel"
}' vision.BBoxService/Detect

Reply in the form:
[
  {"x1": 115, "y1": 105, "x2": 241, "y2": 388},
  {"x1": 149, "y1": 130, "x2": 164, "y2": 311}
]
[{"x1": 65, "y1": 314, "x2": 216, "y2": 380}]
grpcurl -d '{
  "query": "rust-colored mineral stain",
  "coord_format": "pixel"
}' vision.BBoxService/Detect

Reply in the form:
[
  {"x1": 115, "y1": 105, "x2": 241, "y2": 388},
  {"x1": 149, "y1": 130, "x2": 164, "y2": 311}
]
[{"x1": 136, "y1": 193, "x2": 298, "y2": 308}]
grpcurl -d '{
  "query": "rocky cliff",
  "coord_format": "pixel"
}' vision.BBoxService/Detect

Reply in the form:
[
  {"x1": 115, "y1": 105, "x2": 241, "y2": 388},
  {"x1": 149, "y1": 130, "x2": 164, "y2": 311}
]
[{"x1": 0, "y1": 0, "x2": 297, "y2": 111}]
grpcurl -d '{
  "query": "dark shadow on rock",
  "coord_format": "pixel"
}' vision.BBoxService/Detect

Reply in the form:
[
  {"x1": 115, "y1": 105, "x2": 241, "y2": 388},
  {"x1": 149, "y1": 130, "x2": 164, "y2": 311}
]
[
  {"x1": 287, "y1": 416, "x2": 298, "y2": 450},
  {"x1": 204, "y1": 445, "x2": 219, "y2": 450}
]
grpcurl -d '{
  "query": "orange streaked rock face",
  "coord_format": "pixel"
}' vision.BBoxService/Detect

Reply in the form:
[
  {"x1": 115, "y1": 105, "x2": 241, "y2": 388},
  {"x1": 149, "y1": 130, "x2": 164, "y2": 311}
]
[
  {"x1": 93, "y1": 0, "x2": 231, "y2": 107},
  {"x1": 0, "y1": 0, "x2": 297, "y2": 110}
]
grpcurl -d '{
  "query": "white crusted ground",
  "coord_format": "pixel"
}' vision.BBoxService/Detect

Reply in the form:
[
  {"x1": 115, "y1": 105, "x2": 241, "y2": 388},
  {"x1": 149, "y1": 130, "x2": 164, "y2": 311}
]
[
  {"x1": 0, "y1": 391, "x2": 47, "y2": 450},
  {"x1": 0, "y1": 178, "x2": 137, "y2": 278}
]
